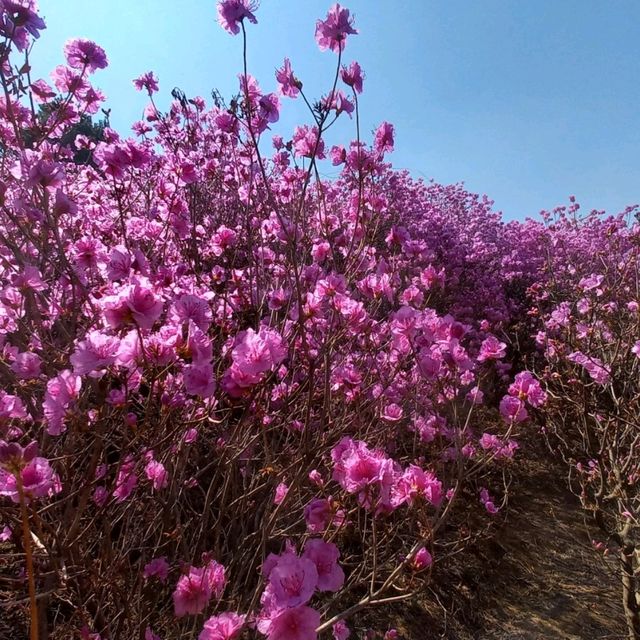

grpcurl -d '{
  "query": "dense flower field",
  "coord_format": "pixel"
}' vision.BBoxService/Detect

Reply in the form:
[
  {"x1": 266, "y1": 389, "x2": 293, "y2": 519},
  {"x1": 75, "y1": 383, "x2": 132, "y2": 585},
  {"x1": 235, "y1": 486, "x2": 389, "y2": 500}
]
[{"x1": 0, "y1": 1, "x2": 639, "y2": 639}]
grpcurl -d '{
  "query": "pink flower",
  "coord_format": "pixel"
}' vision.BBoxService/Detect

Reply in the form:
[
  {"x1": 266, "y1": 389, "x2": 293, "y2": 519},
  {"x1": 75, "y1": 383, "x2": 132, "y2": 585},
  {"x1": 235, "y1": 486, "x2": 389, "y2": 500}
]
[
  {"x1": 499, "y1": 395, "x2": 528, "y2": 423},
  {"x1": 10, "y1": 352, "x2": 42, "y2": 380},
  {"x1": 342, "y1": 447, "x2": 383, "y2": 493},
  {"x1": 0, "y1": 2, "x2": 46, "y2": 49},
  {"x1": 292, "y1": 125, "x2": 325, "y2": 159},
  {"x1": 304, "y1": 497, "x2": 332, "y2": 533},
  {"x1": 92, "y1": 486, "x2": 108, "y2": 507},
  {"x1": 340, "y1": 61, "x2": 363, "y2": 93},
  {"x1": 43, "y1": 370, "x2": 82, "y2": 436},
  {"x1": 315, "y1": 4, "x2": 358, "y2": 53},
  {"x1": 268, "y1": 553, "x2": 318, "y2": 607},
  {"x1": 0, "y1": 455, "x2": 59, "y2": 504},
  {"x1": 258, "y1": 92, "x2": 280, "y2": 125},
  {"x1": 27, "y1": 159, "x2": 64, "y2": 189},
  {"x1": 381, "y1": 403, "x2": 403, "y2": 422},
  {"x1": 103, "y1": 282, "x2": 163, "y2": 331},
  {"x1": 145, "y1": 459, "x2": 168, "y2": 491},
  {"x1": 217, "y1": 0, "x2": 258, "y2": 35},
  {"x1": 133, "y1": 71, "x2": 159, "y2": 94},
  {"x1": 70, "y1": 330, "x2": 121, "y2": 376},
  {"x1": 373, "y1": 121, "x2": 394, "y2": 155},
  {"x1": 172, "y1": 294, "x2": 212, "y2": 332},
  {"x1": 274, "y1": 482, "x2": 288, "y2": 505},
  {"x1": 199, "y1": 612, "x2": 246, "y2": 640},
  {"x1": 63, "y1": 38, "x2": 108, "y2": 72},
  {"x1": 0, "y1": 391, "x2": 28, "y2": 424},
  {"x1": 508, "y1": 371, "x2": 546, "y2": 407},
  {"x1": 144, "y1": 557, "x2": 169, "y2": 582},
  {"x1": 211, "y1": 226, "x2": 237, "y2": 256},
  {"x1": 183, "y1": 363, "x2": 216, "y2": 398},
  {"x1": 113, "y1": 457, "x2": 138, "y2": 502},
  {"x1": 479, "y1": 488, "x2": 499, "y2": 514},
  {"x1": 276, "y1": 58, "x2": 300, "y2": 98},
  {"x1": 632, "y1": 341, "x2": 640, "y2": 358},
  {"x1": 267, "y1": 606, "x2": 321, "y2": 640},
  {"x1": 411, "y1": 547, "x2": 433, "y2": 570},
  {"x1": 477, "y1": 335, "x2": 507, "y2": 362},
  {"x1": 173, "y1": 560, "x2": 226, "y2": 617},
  {"x1": 567, "y1": 351, "x2": 611, "y2": 385},
  {"x1": 302, "y1": 539, "x2": 345, "y2": 592},
  {"x1": 229, "y1": 327, "x2": 286, "y2": 385},
  {"x1": 393, "y1": 465, "x2": 443, "y2": 507}
]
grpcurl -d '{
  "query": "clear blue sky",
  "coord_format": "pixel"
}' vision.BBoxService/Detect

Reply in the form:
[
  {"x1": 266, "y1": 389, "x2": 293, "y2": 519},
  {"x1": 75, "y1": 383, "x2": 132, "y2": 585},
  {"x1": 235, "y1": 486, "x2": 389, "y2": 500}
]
[{"x1": 32, "y1": 1, "x2": 640, "y2": 221}]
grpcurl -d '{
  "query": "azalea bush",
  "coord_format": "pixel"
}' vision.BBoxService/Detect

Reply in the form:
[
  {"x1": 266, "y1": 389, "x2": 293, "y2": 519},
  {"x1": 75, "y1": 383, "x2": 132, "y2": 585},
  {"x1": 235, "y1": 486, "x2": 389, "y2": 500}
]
[
  {"x1": 531, "y1": 206, "x2": 640, "y2": 639},
  {"x1": 2, "y1": 1, "x2": 634, "y2": 640}
]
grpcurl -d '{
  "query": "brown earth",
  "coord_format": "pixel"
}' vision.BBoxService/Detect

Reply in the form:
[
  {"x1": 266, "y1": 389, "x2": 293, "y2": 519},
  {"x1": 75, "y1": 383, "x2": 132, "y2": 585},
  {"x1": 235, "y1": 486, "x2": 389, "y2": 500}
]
[{"x1": 385, "y1": 445, "x2": 627, "y2": 640}]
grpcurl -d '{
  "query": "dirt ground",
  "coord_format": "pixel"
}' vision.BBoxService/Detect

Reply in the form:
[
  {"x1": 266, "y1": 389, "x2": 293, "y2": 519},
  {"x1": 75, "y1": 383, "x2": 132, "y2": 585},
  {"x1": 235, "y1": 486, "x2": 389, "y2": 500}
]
[{"x1": 388, "y1": 444, "x2": 627, "y2": 640}]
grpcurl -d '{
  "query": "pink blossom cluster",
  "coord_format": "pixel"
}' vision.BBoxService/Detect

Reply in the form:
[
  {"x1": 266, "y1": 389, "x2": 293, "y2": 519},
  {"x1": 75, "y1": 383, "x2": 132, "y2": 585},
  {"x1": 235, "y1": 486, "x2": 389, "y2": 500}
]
[{"x1": 258, "y1": 539, "x2": 344, "y2": 640}]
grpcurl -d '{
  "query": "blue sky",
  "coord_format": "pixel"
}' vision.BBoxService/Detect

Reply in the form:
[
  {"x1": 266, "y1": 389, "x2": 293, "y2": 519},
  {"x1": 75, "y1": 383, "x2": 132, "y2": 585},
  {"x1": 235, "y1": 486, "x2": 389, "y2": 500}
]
[{"x1": 32, "y1": 1, "x2": 640, "y2": 221}]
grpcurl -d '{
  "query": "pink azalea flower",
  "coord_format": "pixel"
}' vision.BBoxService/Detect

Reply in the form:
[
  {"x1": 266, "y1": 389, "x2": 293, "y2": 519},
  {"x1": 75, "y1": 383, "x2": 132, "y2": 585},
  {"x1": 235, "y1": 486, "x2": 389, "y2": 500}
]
[
  {"x1": 302, "y1": 538, "x2": 345, "y2": 592},
  {"x1": 230, "y1": 327, "x2": 286, "y2": 384},
  {"x1": 268, "y1": 553, "x2": 318, "y2": 607},
  {"x1": 499, "y1": 395, "x2": 528, "y2": 423},
  {"x1": 27, "y1": 159, "x2": 65, "y2": 189},
  {"x1": 199, "y1": 612, "x2": 246, "y2": 640},
  {"x1": 267, "y1": 605, "x2": 321, "y2": 640},
  {"x1": 373, "y1": 121, "x2": 394, "y2": 155},
  {"x1": 411, "y1": 547, "x2": 433, "y2": 570},
  {"x1": 43, "y1": 370, "x2": 82, "y2": 436},
  {"x1": 113, "y1": 457, "x2": 138, "y2": 502},
  {"x1": 393, "y1": 465, "x2": 443, "y2": 508},
  {"x1": 143, "y1": 557, "x2": 170, "y2": 582},
  {"x1": 171, "y1": 294, "x2": 212, "y2": 331},
  {"x1": 70, "y1": 330, "x2": 121, "y2": 376},
  {"x1": 0, "y1": 456, "x2": 59, "y2": 504},
  {"x1": 477, "y1": 335, "x2": 507, "y2": 362},
  {"x1": 173, "y1": 560, "x2": 226, "y2": 617},
  {"x1": 10, "y1": 352, "x2": 42, "y2": 380},
  {"x1": 304, "y1": 497, "x2": 332, "y2": 533},
  {"x1": 103, "y1": 281, "x2": 163, "y2": 331},
  {"x1": 508, "y1": 371, "x2": 547, "y2": 407},
  {"x1": 63, "y1": 38, "x2": 108, "y2": 72},
  {"x1": 340, "y1": 61, "x2": 363, "y2": 93},
  {"x1": 292, "y1": 125, "x2": 325, "y2": 159},
  {"x1": 315, "y1": 4, "x2": 358, "y2": 53},
  {"x1": 0, "y1": 391, "x2": 28, "y2": 424},
  {"x1": 183, "y1": 363, "x2": 216, "y2": 398},
  {"x1": 145, "y1": 459, "x2": 168, "y2": 491},
  {"x1": 276, "y1": 58, "x2": 300, "y2": 98},
  {"x1": 274, "y1": 482, "x2": 288, "y2": 505},
  {"x1": 217, "y1": 0, "x2": 258, "y2": 35},
  {"x1": 381, "y1": 403, "x2": 403, "y2": 422},
  {"x1": 133, "y1": 71, "x2": 159, "y2": 94},
  {"x1": 567, "y1": 351, "x2": 611, "y2": 385}
]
